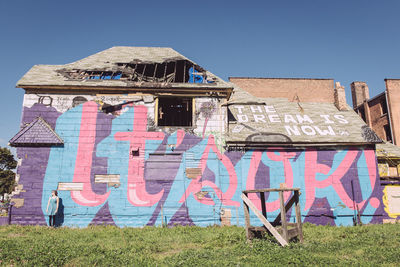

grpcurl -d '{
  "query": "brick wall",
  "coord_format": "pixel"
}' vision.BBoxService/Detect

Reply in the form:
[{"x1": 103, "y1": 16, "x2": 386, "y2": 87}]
[
  {"x1": 385, "y1": 79, "x2": 400, "y2": 145},
  {"x1": 229, "y1": 78, "x2": 335, "y2": 103},
  {"x1": 367, "y1": 95, "x2": 389, "y2": 141}
]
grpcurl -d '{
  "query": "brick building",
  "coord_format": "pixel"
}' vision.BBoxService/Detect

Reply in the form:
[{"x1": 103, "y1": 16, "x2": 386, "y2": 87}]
[
  {"x1": 8, "y1": 47, "x2": 387, "y2": 227},
  {"x1": 351, "y1": 80, "x2": 400, "y2": 145}
]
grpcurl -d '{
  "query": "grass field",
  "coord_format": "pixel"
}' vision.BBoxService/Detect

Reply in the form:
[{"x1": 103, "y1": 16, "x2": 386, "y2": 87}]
[{"x1": 0, "y1": 223, "x2": 399, "y2": 266}]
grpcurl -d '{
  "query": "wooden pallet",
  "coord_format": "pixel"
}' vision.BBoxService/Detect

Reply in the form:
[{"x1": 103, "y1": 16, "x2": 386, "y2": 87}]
[{"x1": 241, "y1": 188, "x2": 303, "y2": 246}]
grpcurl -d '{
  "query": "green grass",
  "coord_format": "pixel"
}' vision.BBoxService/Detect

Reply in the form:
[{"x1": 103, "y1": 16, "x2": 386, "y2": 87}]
[{"x1": 0, "y1": 223, "x2": 399, "y2": 266}]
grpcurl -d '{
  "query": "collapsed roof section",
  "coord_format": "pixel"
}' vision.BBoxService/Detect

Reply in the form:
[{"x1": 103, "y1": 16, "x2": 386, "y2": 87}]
[{"x1": 17, "y1": 47, "x2": 233, "y2": 97}]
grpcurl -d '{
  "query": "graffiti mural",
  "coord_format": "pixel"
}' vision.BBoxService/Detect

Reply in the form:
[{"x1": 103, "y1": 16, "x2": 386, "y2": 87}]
[
  {"x1": 12, "y1": 101, "x2": 384, "y2": 227},
  {"x1": 382, "y1": 185, "x2": 400, "y2": 219}
]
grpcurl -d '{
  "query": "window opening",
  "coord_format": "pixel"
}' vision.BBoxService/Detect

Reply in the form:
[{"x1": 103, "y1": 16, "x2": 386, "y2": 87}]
[
  {"x1": 158, "y1": 97, "x2": 192, "y2": 127},
  {"x1": 384, "y1": 124, "x2": 392, "y2": 142},
  {"x1": 381, "y1": 99, "x2": 388, "y2": 115},
  {"x1": 358, "y1": 106, "x2": 366, "y2": 122},
  {"x1": 227, "y1": 108, "x2": 236, "y2": 122}
]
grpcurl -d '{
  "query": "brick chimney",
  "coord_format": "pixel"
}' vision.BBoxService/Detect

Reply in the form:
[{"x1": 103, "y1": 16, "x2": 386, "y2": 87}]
[
  {"x1": 334, "y1": 82, "x2": 348, "y2": 111},
  {"x1": 351, "y1": 81, "x2": 370, "y2": 108}
]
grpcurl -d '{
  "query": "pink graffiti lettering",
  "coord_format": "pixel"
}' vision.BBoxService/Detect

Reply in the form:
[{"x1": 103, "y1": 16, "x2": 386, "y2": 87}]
[
  {"x1": 114, "y1": 105, "x2": 165, "y2": 206},
  {"x1": 364, "y1": 149, "x2": 378, "y2": 208},
  {"x1": 246, "y1": 150, "x2": 295, "y2": 212},
  {"x1": 71, "y1": 102, "x2": 110, "y2": 206},
  {"x1": 304, "y1": 149, "x2": 371, "y2": 211},
  {"x1": 176, "y1": 130, "x2": 185, "y2": 148},
  {"x1": 180, "y1": 135, "x2": 240, "y2": 207}
]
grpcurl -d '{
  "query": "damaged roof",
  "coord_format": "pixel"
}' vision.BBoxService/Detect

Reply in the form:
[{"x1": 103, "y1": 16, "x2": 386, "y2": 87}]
[
  {"x1": 376, "y1": 142, "x2": 400, "y2": 158},
  {"x1": 225, "y1": 85, "x2": 382, "y2": 146},
  {"x1": 17, "y1": 46, "x2": 232, "y2": 93}
]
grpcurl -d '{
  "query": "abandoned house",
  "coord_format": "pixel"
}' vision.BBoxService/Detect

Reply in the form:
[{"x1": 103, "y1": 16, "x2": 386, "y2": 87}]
[{"x1": 8, "y1": 47, "x2": 389, "y2": 227}]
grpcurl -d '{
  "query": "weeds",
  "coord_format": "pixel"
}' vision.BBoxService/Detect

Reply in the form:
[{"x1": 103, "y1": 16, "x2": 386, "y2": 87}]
[{"x1": 0, "y1": 224, "x2": 399, "y2": 266}]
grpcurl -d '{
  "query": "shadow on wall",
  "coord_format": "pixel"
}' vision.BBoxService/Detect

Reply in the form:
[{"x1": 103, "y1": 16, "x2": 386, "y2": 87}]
[{"x1": 54, "y1": 198, "x2": 64, "y2": 227}]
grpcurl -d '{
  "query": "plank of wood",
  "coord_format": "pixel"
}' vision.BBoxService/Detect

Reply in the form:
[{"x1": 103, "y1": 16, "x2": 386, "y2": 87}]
[
  {"x1": 272, "y1": 193, "x2": 296, "y2": 225},
  {"x1": 260, "y1": 192, "x2": 267, "y2": 219},
  {"x1": 94, "y1": 174, "x2": 120, "y2": 183},
  {"x1": 243, "y1": 188, "x2": 300, "y2": 194},
  {"x1": 248, "y1": 226, "x2": 267, "y2": 232},
  {"x1": 185, "y1": 168, "x2": 202, "y2": 179},
  {"x1": 57, "y1": 182, "x2": 83, "y2": 191},
  {"x1": 241, "y1": 193, "x2": 288, "y2": 246},
  {"x1": 279, "y1": 191, "x2": 288, "y2": 243},
  {"x1": 288, "y1": 228, "x2": 299, "y2": 240},
  {"x1": 242, "y1": 193, "x2": 251, "y2": 240},
  {"x1": 294, "y1": 191, "x2": 304, "y2": 242}
]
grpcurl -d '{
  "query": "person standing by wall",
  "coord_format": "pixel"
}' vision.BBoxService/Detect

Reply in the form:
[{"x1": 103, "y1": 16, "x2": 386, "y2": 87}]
[{"x1": 46, "y1": 190, "x2": 59, "y2": 227}]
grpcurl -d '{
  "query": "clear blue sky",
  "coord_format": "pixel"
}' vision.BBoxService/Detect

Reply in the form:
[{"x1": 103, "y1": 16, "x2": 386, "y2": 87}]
[{"x1": 1, "y1": 0, "x2": 400, "y2": 149}]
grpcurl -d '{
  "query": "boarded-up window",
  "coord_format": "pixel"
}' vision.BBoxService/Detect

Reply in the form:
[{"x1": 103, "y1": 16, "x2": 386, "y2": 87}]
[
  {"x1": 389, "y1": 166, "x2": 398, "y2": 177},
  {"x1": 145, "y1": 153, "x2": 183, "y2": 181}
]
